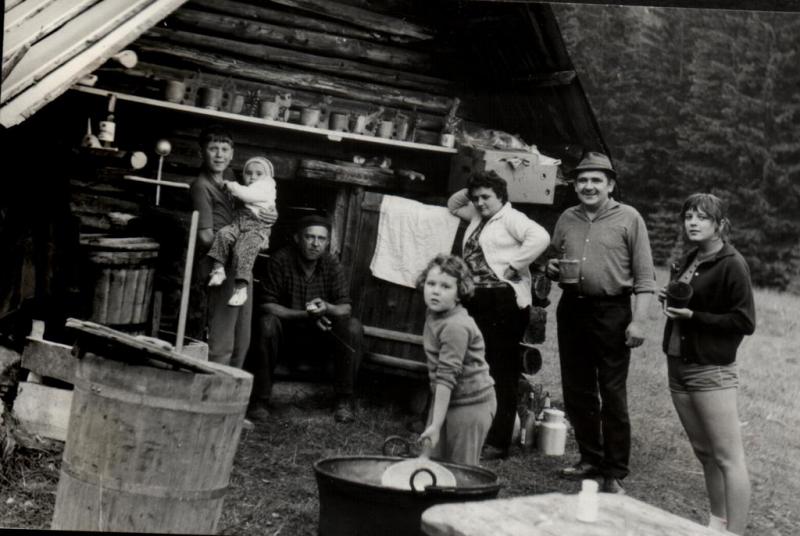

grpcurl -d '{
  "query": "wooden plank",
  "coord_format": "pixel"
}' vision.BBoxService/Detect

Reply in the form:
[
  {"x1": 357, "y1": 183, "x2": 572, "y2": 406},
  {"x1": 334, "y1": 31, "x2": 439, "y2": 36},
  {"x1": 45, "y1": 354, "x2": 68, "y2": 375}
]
[
  {"x1": 5, "y1": 0, "x2": 26, "y2": 13},
  {"x1": 268, "y1": 0, "x2": 434, "y2": 40},
  {"x1": 65, "y1": 318, "x2": 219, "y2": 375},
  {"x1": 12, "y1": 381, "x2": 73, "y2": 441},
  {"x1": 169, "y1": 8, "x2": 430, "y2": 70},
  {"x1": 364, "y1": 325, "x2": 423, "y2": 345},
  {"x1": 69, "y1": 86, "x2": 457, "y2": 153},
  {"x1": 3, "y1": 0, "x2": 151, "y2": 102},
  {"x1": 0, "y1": 0, "x2": 191, "y2": 127},
  {"x1": 364, "y1": 352, "x2": 426, "y2": 374},
  {"x1": 4, "y1": 0, "x2": 99, "y2": 60},
  {"x1": 5, "y1": 0, "x2": 59, "y2": 30},
  {"x1": 330, "y1": 187, "x2": 349, "y2": 257},
  {"x1": 421, "y1": 493, "x2": 720, "y2": 536},
  {"x1": 340, "y1": 187, "x2": 364, "y2": 286},
  {"x1": 134, "y1": 39, "x2": 449, "y2": 114},
  {"x1": 2, "y1": 43, "x2": 30, "y2": 84},
  {"x1": 353, "y1": 190, "x2": 430, "y2": 361},
  {"x1": 21, "y1": 337, "x2": 76, "y2": 384},
  {"x1": 145, "y1": 27, "x2": 453, "y2": 94}
]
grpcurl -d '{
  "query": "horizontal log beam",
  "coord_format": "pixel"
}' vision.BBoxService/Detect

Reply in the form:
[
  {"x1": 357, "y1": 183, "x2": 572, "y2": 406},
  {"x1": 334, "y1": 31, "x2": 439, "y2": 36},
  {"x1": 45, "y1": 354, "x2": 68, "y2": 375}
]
[
  {"x1": 146, "y1": 27, "x2": 453, "y2": 95},
  {"x1": 114, "y1": 60, "x2": 446, "y2": 131},
  {"x1": 134, "y1": 40, "x2": 453, "y2": 114},
  {"x1": 169, "y1": 8, "x2": 430, "y2": 71},
  {"x1": 297, "y1": 165, "x2": 401, "y2": 190},
  {"x1": 188, "y1": 0, "x2": 405, "y2": 43},
  {"x1": 267, "y1": 0, "x2": 435, "y2": 40},
  {"x1": 165, "y1": 135, "x2": 301, "y2": 180}
]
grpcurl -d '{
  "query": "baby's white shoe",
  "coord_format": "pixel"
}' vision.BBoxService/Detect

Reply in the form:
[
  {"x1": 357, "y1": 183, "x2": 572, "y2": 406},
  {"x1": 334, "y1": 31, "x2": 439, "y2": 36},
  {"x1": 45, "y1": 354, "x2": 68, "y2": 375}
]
[
  {"x1": 228, "y1": 286, "x2": 247, "y2": 306},
  {"x1": 208, "y1": 267, "x2": 226, "y2": 287}
]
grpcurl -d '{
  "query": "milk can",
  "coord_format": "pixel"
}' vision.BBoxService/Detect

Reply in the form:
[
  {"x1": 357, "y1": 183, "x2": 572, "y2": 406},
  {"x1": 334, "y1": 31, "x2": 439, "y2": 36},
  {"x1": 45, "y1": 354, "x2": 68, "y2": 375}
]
[{"x1": 537, "y1": 408, "x2": 567, "y2": 455}]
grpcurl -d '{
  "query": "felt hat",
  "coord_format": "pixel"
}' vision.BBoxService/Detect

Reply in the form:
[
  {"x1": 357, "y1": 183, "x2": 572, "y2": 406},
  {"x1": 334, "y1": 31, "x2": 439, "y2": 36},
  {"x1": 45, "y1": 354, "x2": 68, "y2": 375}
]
[
  {"x1": 296, "y1": 213, "x2": 331, "y2": 233},
  {"x1": 569, "y1": 151, "x2": 616, "y2": 180}
]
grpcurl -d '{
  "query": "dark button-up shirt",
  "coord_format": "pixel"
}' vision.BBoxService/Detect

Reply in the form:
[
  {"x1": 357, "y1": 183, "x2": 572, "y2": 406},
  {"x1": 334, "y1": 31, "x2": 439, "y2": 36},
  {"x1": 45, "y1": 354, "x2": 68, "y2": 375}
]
[
  {"x1": 551, "y1": 199, "x2": 656, "y2": 296},
  {"x1": 257, "y1": 246, "x2": 350, "y2": 309}
]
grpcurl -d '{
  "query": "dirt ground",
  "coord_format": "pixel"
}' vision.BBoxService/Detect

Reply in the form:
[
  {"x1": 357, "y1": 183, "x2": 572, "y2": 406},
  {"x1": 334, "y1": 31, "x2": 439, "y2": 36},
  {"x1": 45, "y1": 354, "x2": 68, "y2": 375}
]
[
  {"x1": 0, "y1": 373, "x2": 793, "y2": 535},
  {"x1": 2, "y1": 275, "x2": 797, "y2": 535}
]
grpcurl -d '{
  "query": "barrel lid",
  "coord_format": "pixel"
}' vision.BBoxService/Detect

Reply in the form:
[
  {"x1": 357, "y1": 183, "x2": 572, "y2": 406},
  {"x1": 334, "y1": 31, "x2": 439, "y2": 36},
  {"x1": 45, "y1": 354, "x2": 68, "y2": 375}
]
[
  {"x1": 65, "y1": 318, "x2": 223, "y2": 375},
  {"x1": 79, "y1": 235, "x2": 160, "y2": 251}
]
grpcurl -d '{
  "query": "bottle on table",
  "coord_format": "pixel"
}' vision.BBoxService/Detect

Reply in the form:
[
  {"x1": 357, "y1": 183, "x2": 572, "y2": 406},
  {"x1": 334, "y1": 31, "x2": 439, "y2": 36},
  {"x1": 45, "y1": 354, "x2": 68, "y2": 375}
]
[
  {"x1": 521, "y1": 393, "x2": 537, "y2": 452},
  {"x1": 576, "y1": 479, "x2": 599, "y2": 522}
]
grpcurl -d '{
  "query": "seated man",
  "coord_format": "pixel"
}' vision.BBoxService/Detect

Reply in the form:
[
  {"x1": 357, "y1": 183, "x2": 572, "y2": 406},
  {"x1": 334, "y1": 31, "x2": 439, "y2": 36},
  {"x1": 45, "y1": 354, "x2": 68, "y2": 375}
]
[{"x1": 247, "y1": 214, "x2": 363, "y2": 424}]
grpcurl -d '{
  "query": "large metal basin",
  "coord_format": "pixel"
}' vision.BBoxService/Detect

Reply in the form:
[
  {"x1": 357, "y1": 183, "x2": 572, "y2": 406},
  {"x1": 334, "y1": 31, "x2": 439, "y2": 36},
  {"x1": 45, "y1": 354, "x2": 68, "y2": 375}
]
[{"x1": 314, "y1": 455, "x2": 501, "y2": 536}]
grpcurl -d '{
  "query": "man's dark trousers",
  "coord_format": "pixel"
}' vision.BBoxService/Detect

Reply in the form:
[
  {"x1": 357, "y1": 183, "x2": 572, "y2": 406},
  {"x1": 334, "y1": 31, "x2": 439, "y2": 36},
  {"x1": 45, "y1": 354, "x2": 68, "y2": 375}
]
[
  {"x1": 246, "y1": 313, "x2": 363, "y2": 404},
  {"x1": 557, "y1": 292, "x2": 632, "y2": 479}
]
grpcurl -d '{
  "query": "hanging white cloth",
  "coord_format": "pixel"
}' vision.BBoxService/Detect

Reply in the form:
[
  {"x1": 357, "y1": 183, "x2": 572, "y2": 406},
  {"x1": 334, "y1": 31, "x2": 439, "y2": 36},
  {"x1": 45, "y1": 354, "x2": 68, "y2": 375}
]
[{"x1": 369, "y1": 195, "x2": 461, "y2": 288}]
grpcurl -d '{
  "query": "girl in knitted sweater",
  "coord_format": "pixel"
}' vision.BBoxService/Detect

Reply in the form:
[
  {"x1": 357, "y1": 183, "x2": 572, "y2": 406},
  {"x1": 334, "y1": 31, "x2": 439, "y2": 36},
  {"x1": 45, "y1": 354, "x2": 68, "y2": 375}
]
[{"x1": 417, "y1": 254, "x2": 497, "y2": 466}]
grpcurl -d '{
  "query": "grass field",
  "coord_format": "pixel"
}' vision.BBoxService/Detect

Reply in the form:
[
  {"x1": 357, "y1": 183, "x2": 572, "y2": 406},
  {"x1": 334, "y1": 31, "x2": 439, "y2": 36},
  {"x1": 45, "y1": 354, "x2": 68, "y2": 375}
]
[{"x1": 2, "y1": 269, "x2": 798, "y2": 534}]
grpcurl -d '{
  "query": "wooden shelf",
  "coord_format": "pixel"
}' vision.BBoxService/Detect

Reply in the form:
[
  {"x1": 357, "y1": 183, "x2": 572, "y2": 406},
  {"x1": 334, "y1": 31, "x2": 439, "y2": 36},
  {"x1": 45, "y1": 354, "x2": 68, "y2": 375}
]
[{"x1": 71, "y1": 85, "x2": 458, "y2": 154}]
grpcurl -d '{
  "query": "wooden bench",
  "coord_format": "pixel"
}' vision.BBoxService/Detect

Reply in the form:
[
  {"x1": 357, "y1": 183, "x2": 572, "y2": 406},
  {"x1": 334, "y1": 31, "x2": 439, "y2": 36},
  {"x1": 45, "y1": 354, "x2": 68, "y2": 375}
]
[{"x1": 362, "y1": 324, "x2": 427, "y2": 379}]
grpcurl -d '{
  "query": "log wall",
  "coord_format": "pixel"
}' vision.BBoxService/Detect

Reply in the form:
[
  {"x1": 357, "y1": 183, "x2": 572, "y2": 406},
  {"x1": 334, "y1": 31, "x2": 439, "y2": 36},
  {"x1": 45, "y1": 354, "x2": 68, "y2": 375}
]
[{"x1": 11, "y1": 0, "x2": 603, "y2": 361}]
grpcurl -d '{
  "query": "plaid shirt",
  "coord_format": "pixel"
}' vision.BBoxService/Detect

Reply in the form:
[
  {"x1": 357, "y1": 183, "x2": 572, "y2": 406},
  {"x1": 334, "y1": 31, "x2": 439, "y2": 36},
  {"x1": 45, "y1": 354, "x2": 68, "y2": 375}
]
[{"x1": 256, "y1": 246, "x2": 351, "y2": 309}]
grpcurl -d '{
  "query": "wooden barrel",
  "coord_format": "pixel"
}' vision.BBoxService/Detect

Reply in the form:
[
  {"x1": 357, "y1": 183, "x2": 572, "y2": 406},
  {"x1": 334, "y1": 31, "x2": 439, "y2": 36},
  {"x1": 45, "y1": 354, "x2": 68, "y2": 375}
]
[
  {"x1": 80, "y1": 236, "x2": 160, "y2": 334},
  {"x1": 51, "y1": 352, "x2": 252, "y2": 533}
]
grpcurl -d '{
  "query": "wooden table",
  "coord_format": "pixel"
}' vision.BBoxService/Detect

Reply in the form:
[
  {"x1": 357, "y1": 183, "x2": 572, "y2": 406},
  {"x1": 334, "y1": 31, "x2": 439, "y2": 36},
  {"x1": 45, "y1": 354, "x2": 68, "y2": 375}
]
[{"x1": 421, "y1": 493, "x2": 718, "y2": 536}]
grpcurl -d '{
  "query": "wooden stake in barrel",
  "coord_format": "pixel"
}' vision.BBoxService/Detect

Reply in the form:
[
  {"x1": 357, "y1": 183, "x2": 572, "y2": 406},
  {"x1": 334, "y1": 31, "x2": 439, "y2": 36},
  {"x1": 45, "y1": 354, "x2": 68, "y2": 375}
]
[{"x1": 176, "y1": 210, "x2": 199, "y2": 354}]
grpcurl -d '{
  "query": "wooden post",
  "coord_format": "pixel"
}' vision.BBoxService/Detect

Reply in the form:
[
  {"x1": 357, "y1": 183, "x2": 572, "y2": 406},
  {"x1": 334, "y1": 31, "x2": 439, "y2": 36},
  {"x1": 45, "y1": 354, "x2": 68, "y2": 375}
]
[{"x1": 176, "y1": 211, "x2": 198, "y2": 353}]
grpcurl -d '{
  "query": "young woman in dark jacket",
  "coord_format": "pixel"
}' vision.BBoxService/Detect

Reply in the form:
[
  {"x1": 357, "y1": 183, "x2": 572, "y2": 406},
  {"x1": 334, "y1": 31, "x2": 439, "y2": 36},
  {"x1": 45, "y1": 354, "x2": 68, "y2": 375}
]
[{"x1": 659, "y1": 193, "x2": 755, "y2": 535}]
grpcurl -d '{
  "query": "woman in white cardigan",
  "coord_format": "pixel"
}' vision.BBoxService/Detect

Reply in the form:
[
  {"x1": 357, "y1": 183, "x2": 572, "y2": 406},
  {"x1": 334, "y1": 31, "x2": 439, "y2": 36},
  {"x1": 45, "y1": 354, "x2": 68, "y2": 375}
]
[{"x1": 448, "y1": 171, "x2": 550, "y2": 459}]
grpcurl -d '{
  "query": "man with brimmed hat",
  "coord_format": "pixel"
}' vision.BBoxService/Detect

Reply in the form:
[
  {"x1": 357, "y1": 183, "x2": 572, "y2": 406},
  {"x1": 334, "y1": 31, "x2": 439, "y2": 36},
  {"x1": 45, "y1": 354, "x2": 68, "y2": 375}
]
[
  {"x1": 545, "y1": 151, "x2": 656, "y2": 494},
  {"x1": 246, "y1": 213, "x2": 364, "y2": 424}
]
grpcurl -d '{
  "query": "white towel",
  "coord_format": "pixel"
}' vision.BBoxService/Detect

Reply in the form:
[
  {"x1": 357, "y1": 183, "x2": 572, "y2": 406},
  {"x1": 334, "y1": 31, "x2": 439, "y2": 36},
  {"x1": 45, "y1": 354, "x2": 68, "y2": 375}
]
[{"x1": 370, "y1": 195, "x2": 461, "y2": 288}]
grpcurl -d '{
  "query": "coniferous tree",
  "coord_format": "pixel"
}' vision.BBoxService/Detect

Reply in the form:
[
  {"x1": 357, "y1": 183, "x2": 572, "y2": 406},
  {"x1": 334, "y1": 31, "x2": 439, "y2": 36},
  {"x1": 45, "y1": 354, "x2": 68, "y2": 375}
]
[
  {"x1": 677, "y1": 10, "x2": 800, "y2": 288},
  {"x1": 555, "y1": 5, "x2": 800, "y2": 288}
]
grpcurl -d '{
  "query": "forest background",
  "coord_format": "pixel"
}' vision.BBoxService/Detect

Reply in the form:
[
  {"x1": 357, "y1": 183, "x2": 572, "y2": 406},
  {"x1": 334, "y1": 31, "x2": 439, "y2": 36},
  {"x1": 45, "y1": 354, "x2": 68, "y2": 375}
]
[{"x1": 551, "y1": 4, "x2": 800, "y2": 292}]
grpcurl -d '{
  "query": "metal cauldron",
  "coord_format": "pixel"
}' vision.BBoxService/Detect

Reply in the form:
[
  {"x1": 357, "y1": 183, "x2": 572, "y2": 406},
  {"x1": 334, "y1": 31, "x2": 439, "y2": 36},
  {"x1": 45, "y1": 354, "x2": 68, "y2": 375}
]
[{"x1": 313, "y1": 437, "x2": 501, "y2": 536}]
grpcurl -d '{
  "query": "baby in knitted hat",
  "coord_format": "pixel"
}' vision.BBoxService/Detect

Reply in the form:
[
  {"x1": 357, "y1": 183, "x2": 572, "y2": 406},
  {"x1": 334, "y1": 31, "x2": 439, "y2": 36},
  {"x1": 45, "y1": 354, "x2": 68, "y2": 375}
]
[{"x1": 207, "y1": 156, "x2": 277, "y2": 306}]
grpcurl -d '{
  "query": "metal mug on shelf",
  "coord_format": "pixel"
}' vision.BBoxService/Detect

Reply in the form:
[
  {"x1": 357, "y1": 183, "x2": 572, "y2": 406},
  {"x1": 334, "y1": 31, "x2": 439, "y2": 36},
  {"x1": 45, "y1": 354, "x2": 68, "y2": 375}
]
[
  {"x1": 197, "y1": 87, "x2": 223, "y2": 110},
  {"x1": 351, "y1": 114, "x2": 368, "y2": 135},
  {"x1": 395, "y1": 118, "x2": 410, "y2": 141},
  {"x1": 329, "y1": 112, "x2": 349, "y2": 132},
  {"x1": 300, "y1": 107, "x2": 321, "y2": 127},
  {"x1": 164, "y1": 80, "x2": 186, "y2": 104},
  {"x1": 260, "y1": 101, "x2": 281, "y2": 120},
  {"x1": 230, "y1": 93, "x2": 246, "y2": 114},
  {"x1": 378, "y1": 120, "x2": 394, "y2": 139}
]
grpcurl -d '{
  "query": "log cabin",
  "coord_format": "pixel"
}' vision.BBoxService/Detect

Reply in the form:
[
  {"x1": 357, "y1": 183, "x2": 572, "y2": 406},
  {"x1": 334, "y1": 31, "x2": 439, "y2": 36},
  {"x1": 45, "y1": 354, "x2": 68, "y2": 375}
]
[{"x1": 1, "y1": 0, "x2": 610, "y2": 385}]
